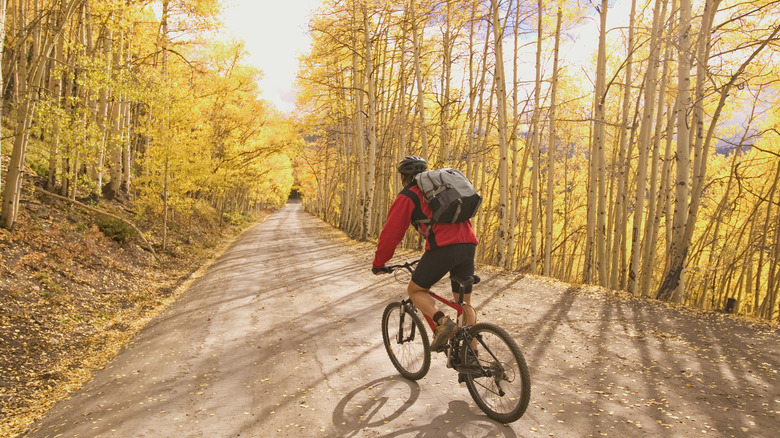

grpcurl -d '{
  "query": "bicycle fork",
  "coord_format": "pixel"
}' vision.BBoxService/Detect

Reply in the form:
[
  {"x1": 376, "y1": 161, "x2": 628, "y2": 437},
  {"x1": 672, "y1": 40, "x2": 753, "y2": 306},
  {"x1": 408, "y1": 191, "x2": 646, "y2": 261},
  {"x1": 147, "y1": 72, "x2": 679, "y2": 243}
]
[{"x1": 397, "y1": 300, "x2": 417, "y2": 344}]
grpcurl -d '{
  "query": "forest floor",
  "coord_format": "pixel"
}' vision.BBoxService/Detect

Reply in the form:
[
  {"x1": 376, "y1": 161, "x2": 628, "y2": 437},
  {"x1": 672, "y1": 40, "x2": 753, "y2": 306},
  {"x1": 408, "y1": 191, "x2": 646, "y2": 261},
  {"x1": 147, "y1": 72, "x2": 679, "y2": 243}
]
[{"x1": 0, "y1": 180, "x2": 260, "y2": 437}]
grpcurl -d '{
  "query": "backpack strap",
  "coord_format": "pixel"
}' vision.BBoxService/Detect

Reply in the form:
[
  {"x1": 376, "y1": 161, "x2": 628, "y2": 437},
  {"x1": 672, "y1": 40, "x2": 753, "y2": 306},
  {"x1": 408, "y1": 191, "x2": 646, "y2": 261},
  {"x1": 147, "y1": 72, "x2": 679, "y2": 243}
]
[
  {"x1": 400, "y1": 183, "x2": 428, "y2": 229},
  {"x1": 399, "y1": 183, "x2": 438, "y2": 248}
]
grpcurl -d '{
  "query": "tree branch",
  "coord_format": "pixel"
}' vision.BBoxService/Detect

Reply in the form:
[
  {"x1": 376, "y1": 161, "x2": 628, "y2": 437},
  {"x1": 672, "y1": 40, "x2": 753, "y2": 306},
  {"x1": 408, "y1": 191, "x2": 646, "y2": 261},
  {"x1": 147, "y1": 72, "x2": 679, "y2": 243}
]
[{"x1": 36, "y1": 188, "x2": 160, "y2": 262}]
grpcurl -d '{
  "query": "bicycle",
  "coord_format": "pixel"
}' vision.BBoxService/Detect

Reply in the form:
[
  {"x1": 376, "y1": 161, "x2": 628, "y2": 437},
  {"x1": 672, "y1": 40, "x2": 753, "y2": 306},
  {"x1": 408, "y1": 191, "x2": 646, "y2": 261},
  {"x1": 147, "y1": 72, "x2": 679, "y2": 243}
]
[{"x1": 379, "y1": 260, "x2": 531, "y2": 423}]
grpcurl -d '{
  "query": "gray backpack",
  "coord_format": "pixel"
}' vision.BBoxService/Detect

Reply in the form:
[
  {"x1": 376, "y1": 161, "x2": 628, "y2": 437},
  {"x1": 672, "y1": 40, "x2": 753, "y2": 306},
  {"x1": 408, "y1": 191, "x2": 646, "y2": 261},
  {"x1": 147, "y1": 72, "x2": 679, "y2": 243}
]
[{"x1": 414, "y1": 168, "x2": 482, "y2": 224}]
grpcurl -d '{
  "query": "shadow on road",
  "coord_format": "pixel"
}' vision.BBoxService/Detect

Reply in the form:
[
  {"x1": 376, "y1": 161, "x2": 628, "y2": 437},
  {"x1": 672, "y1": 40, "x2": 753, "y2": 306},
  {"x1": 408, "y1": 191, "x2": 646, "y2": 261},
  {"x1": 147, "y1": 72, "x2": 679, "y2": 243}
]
[{"x1": 330, "y1": 376, "x2": 517, "y2": 438}]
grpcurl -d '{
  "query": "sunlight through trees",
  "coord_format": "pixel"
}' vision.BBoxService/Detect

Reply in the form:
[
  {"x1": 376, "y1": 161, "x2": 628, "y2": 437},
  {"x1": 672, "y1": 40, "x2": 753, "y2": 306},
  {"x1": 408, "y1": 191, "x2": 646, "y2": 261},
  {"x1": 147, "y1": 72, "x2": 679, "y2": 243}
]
[
  {"x1": 295, "y1": 0, "x2": 780, "y2": 320},
  {"x1": 0, "y1": 0, "x2": 295, "y2": 245}
]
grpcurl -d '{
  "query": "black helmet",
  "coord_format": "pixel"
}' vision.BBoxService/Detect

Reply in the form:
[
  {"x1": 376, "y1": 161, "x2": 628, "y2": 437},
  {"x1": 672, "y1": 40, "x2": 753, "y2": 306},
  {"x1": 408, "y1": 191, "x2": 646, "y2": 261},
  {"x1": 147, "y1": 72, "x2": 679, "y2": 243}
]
[{"x1": 398, "y1": 155, "x2": 427, "y2": 177}]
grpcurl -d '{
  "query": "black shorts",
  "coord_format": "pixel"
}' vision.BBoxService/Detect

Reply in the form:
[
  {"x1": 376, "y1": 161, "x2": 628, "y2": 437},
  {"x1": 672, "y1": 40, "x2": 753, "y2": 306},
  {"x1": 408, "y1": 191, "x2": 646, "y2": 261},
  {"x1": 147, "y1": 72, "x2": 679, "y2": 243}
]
[{"x1": 411, "y1": 243, "x2": 477, "y2": 294}]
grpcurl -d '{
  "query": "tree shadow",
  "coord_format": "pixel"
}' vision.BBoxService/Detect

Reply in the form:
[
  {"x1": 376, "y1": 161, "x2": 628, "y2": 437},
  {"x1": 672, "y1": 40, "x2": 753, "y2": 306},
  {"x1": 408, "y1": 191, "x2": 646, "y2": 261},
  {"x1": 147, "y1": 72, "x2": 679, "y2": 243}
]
[{"x1": 329, "y1": 377, "x2": 517, "y2": 438}]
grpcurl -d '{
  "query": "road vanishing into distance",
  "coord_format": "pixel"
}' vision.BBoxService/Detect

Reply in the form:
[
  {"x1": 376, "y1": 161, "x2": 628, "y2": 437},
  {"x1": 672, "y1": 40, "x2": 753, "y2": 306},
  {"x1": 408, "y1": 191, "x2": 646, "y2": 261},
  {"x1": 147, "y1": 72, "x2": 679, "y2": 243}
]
[{"x1": 25, "y1": 202, "x2": 778, "y2": 437}]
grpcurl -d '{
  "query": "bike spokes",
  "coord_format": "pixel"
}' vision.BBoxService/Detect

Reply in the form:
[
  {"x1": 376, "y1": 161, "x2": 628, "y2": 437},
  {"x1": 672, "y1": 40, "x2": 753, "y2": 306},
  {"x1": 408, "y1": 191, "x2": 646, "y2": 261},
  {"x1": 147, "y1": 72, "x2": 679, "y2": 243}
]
[
  {"x1": 461, "y1": 323, "x2": 530, "y2": 423},
  {"x1": 381, "y1": 302, "x2": 431, "y2": 380}
]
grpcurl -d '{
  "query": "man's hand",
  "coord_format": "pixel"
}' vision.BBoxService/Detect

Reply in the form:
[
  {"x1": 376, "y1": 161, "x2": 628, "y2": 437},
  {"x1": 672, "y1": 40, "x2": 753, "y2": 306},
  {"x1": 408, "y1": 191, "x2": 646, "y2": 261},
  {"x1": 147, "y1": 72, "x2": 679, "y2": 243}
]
[{"x1": 372, "y1": 266, "x2": 390, "y2": 275}]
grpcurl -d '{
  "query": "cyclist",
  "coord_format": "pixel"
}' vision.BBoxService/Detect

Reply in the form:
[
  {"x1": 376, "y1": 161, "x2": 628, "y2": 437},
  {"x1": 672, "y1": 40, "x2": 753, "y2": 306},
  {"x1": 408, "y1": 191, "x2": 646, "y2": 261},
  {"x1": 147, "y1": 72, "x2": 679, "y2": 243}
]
[{"x1": 372, "y1": 155, "x2": 479, "y2": 350}]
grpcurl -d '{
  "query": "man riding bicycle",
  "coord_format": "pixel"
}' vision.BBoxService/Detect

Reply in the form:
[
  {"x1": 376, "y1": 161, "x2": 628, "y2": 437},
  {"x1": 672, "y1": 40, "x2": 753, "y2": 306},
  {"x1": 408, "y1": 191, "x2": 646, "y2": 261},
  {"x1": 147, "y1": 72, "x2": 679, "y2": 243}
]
[{"x1": 372, "y1": 156, "x2": 479, "y2": 350}]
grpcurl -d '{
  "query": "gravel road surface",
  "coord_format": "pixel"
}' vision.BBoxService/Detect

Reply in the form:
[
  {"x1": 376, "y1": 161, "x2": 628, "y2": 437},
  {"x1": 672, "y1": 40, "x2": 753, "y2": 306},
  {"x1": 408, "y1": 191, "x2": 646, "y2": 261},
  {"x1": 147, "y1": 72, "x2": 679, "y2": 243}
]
[{"x1": 24, "y1": 202, "x2": 778, "y2": 437}]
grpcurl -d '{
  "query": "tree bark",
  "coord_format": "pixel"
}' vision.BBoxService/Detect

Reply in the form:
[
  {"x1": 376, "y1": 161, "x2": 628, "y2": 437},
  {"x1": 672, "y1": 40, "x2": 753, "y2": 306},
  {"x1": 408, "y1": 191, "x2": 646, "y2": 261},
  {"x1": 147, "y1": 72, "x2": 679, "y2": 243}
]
[
  {"x1": 590, "y1": 0, "x2": 609, "y2": 285},
  {"x1": 410, "y1": 0, "x2": 428, "y2": 160},
  {"x1": 609, "y1": 0, "x2": 637, "y2": 290},
  {"x1": 0, "y1": 0, "x2": 6, "y2": 198},
  {"x1": 491, "y1": 0, "x2": 510, "y2": 267},
  {"x1": 362, "y1": 3, "x2": 377, "y2": 241},
  {"x1": 2, "y1": 0, "x2": 85, "y2": 229},
  {"x1": 656, "y1": 0, "x2": 692, "y2": 302},
  {"x1": 544, "y1": 8, "x2": 562, "y2": 276},
  {"x1": 628, "y1": 0, "x2": 667, "y2": 294},
  {"x1": 530, "y1": 0, "x2": 543, "y2": 275}
]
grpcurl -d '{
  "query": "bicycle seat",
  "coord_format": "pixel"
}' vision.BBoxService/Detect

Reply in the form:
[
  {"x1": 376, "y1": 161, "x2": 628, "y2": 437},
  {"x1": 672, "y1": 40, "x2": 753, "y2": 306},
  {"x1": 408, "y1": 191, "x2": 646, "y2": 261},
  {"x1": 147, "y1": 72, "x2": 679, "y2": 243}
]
[{"x1": 451, "y1": 274, "x2": 481, "y2": 287}]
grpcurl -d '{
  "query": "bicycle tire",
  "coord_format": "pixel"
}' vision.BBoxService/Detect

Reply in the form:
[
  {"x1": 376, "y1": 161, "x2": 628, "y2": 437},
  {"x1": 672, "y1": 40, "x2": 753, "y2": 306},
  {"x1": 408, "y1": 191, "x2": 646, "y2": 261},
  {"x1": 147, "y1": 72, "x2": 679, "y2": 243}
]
[
  {"x1": 461, "y1": 322, "x2": 530, "y2": 423},
  {"x1": 381, "y1": 302, "x2": 431, "y2": 380}
]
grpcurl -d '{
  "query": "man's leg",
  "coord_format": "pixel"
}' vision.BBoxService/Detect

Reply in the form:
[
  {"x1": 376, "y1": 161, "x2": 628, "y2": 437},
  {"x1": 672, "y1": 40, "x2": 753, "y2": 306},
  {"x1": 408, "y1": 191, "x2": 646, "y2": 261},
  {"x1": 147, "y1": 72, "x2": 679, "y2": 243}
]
[
  {"x1": 408, "y1": 280, "x2": 438, "y2": 318},
  {"x1": 408, "y1": 280, "x2": 456, "y2": 350},
  {"x1": 453, "y1": 292, "x2": 477, "y2": 326}
]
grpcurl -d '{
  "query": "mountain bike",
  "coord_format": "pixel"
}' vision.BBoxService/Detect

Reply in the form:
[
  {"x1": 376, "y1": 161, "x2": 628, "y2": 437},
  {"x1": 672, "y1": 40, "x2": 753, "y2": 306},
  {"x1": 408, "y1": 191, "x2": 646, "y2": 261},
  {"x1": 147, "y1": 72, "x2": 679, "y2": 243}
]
[{"x1": 379, "y1": 260, "x2": 531, "y2": 423}]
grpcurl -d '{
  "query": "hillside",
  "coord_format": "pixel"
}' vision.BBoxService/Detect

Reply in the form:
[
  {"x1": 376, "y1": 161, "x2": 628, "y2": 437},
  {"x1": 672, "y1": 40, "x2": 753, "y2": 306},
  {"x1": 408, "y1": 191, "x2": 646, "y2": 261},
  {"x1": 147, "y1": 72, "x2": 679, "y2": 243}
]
[{"x1": 0, "y1": 180, "x2": 260, "y2": 436}]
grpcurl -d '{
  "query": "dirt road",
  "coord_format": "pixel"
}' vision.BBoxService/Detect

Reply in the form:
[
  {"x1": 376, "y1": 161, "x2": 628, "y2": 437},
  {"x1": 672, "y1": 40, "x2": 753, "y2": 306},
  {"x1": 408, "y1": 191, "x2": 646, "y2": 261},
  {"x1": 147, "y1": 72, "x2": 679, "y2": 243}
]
[{"x1": 24, "y1": 202, "x2": 778, "y2": 437}]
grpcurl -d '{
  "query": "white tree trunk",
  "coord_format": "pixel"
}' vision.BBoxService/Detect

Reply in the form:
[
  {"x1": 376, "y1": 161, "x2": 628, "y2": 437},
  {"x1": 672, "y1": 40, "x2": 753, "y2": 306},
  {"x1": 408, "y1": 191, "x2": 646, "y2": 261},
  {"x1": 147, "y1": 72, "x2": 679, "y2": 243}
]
[
  {"x1": 657, "y1": 0, "x2": 692, "y2": 301},
  {"x1": 362, "y1": 4, "x2": 376, "y2": 241},
  {"x1": 0, "y1": 0, "x2": 6, "y2": 198},
  {"x1": 530, "y1": 0, "x2": 543, "y2": 275},
  {"x1": 410, "y1": 0, "x2": 428, "y2": 159},
  {"x1": 1, "y1": 0, "x2": 85, "y2": 229},
  {"x1": 491, "y1": 0, "x2": 510, "y2": 267},
  {"x1": 591, "y1": 0, "x2": 609, "y2": 285},
  {"x1": 628, "y1": 0, "x2": 668, "y2": 294},
  {"x1": 544, "y1": 8, "x2": 562, "y2": 276},
  {"x1": 610, "y1": 0, "x2": 636, "y2": 290}
]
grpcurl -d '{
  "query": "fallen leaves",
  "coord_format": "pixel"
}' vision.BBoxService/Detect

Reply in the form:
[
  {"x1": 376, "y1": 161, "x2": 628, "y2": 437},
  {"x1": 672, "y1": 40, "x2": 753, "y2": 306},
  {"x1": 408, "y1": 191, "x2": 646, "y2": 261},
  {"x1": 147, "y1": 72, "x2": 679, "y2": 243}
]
[{"x1": 0, "y1": 194, "x2": 257, "y2": 437}]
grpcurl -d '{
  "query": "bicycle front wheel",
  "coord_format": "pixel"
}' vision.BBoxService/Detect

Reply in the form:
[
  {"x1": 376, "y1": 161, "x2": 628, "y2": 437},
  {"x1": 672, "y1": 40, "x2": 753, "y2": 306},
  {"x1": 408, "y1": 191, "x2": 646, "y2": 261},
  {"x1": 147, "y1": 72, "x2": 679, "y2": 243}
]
[
  {"x1": 462, "y1": 322, "x2": 530, "y2": 423},
  {"x1": 381, "y1": 301, "x2": 431, "y2": 380}
]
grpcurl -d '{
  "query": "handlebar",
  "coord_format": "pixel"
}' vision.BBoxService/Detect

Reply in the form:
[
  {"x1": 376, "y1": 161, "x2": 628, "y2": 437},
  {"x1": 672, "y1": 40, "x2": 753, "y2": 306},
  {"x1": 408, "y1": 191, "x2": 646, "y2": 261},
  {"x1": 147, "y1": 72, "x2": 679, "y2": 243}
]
[
  {"x1": 384, "y1": 260, "x2": 420, "y2": 274},
  {"x1": 380, "y1": 259, "x2": 481, "y2": 286}
]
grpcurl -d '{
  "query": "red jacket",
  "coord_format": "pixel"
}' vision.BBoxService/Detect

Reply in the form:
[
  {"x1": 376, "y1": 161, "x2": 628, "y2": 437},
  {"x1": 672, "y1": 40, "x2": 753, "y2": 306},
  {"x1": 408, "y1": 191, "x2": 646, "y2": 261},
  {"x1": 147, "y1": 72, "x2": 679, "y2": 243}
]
[{"x1": 372, "y1": 183, "x2": 479, "y2": 269}]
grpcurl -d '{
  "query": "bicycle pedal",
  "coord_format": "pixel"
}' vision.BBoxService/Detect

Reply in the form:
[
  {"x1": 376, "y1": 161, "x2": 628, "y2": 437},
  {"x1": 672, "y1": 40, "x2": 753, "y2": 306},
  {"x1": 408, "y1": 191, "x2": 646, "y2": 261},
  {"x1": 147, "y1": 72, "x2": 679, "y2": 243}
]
[{"x1": 433, "y1": 345, "x2": 449, "y2": 354}]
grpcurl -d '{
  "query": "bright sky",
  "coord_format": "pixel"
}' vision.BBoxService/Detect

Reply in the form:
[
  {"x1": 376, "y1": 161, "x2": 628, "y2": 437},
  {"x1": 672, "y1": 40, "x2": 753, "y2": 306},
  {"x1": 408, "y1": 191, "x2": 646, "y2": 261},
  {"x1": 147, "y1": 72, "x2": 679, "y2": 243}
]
[
  {"x1": 220, "y1": 0, "x2": 631, "y2": 115},
  {"x1": 221, "y1": 0, "x2": 322, "y2": 114}
]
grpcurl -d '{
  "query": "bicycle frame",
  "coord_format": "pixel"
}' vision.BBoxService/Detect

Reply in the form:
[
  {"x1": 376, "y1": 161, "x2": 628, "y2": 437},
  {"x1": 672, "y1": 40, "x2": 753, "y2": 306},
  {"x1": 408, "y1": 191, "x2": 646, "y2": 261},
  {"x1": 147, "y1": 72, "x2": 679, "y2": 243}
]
[
  {"x1": 386, "y1": 259, "x2": 471, "y2": 331},
  {"x1": 420, "y1": 291, "x2": 464, "y2": 331}
]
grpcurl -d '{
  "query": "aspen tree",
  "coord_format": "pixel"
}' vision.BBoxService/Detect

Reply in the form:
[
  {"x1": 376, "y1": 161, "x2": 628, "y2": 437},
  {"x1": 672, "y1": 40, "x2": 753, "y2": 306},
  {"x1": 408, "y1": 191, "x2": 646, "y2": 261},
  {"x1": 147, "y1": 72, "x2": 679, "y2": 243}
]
[
  {"x1": 757, "y1": 162, "x2": 779, "y2": 318},
  {"x1": 639, "y1": 36, "x2": 673, "y2": 298},
  {"x1": 491, "y1": 0, "x2": 510, "y2": 267},
  {"x1": 439, "y1": 0, "x2": 451, "y2": 166},
  {"x1": 160, "y1": 0, "x2": 170, "y2": 251},
  {"x1": 46, "y1": 12, "x2": 66, "y2": 191},
  {"x1": 544, "y1": 7, "x2": 562, "y2": 277},
  {"x1": 361, "y1": 2, "x2": 377, "y2": 241},
  {"x1": 742, "y1": 203, "x2": 761, "y2": 313},
  {"x1": 507, "y1": 0, "x2": 520, "y2": 270},
  {"x1": 2, "y1": 0, "x2": 85, "y2": 229},
  {"x1": 529, "y1": 0, "x2": 543, "y2": 275},
  {"x1": 759, "y1": 164, "x2": 780, "y2": 319},
  {"x1": 591, "y1": 0, "x2": 609, "y2": 285},
  {"x1": 629, "y1": 0, "x2": 667, "y2": 294},
  {"x1": 107, "y1": 24, "x2": 126, "y2": 198},
  {"x1": 0, "y1": 0, "x2": 5, "y2": 197},
  {"x1": 688, "y1": 0, "x2": 720, "y2": 231},
  {"x1": 472, "y1": 21, "x2": 492, "y2": 252},
  {"x1": 682, "y1": 6, "x2": 779, "y2": 304},
  {"x1": 120, "y1": 73, "x2": 131, "y2": 194},
  {"x1": 656, "y1": 0, "x2": 692, "y2": 302},
  {"x1": 658, "y1": 4, "x2": 780, "y2": 301},
  {"x1": 610, "y1": 0, "x2": 636, "y2": 290},
  {"x1": 410, "y1": 0, "x2": 428, "y2": 160},
  {"x1": 350, "y1": 1, "x2": 366, "y2": 239}
]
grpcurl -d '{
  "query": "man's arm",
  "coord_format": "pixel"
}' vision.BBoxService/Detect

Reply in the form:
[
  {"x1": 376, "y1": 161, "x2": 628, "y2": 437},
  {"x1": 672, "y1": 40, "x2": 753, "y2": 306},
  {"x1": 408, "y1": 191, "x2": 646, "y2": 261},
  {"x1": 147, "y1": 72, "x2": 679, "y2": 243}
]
[{"x1": 372, "y1": 195, "x2": 415, "y2": 269}]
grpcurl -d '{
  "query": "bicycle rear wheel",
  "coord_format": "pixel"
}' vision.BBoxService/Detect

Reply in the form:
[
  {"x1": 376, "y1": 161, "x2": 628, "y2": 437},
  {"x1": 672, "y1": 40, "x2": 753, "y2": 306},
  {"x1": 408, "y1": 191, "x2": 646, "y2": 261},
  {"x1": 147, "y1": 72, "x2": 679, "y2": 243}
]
[
  {"x1": 381, "y1": 301, "x2": 431, "y2": 380},
  {"x1": 461, "y1": 322, "x2": 530, "y2": 423}
]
